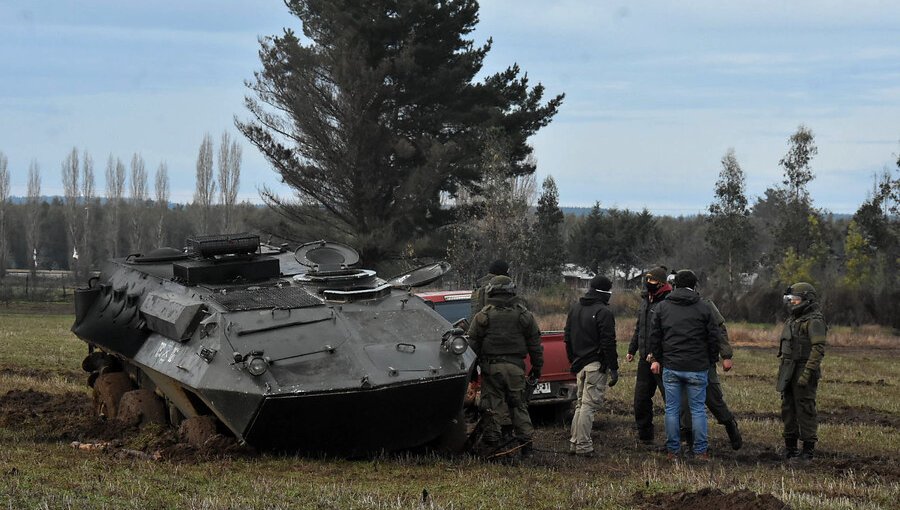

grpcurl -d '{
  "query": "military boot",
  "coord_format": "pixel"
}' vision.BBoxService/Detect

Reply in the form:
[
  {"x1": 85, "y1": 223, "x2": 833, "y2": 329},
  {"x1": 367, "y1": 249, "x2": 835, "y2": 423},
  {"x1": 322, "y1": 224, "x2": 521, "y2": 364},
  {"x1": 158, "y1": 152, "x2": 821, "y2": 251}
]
[
  {"x1": 725, "y1": 419, "x2": 743, "y2": 450},
  {"x1": 798, "y1": 441, "x2": 815, "y2": 462},
  {"x1": 784, "y1": 438, "x2": 799, "y2": 460},
  {"x1": 519, "y1": 439, "x2": 534, "y2": 459}
]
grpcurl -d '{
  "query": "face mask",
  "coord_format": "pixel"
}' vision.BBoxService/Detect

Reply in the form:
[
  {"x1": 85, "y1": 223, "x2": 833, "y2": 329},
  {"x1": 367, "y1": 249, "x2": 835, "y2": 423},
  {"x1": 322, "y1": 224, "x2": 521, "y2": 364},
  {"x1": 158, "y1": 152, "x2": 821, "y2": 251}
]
[{"x1": 645, "y1": 280, "x2": 660, "y2": 292}]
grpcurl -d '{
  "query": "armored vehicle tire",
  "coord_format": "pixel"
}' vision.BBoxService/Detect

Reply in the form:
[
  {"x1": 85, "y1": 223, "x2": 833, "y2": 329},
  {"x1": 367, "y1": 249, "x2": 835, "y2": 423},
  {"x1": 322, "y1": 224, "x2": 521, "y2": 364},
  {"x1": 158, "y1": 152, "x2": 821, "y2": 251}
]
[
  {"x1": 92, "y1": 372, "x2": 134, "y2": 419},
  {"x1": 178, "y1": 415, "x2": 219, "y2": 448},
  {"x1": 117, "y1": 389, "x2": 166, "y2": 427},
  {"x1": 430, "y1": 410, "x2": 469, "y2": 453}
]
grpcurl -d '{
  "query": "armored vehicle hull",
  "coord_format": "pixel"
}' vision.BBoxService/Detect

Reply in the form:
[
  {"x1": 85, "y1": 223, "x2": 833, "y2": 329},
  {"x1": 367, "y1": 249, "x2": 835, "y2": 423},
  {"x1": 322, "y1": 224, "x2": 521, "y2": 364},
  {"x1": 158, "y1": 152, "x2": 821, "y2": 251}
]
[{"x1": 72, "y1": 236, "x2": 475, "y2": 455}]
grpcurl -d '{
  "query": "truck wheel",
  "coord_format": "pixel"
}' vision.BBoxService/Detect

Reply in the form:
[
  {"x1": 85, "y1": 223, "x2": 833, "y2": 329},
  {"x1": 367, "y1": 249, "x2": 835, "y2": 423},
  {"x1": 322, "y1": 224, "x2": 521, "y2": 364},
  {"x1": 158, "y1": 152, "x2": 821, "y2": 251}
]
[
  {"x1": 552, "y1": 402, "x2": 574, "y2": 425},
  {"x1": 92, "y1": 372, "x2": 134, "y2": 419},
  {"x1": 117, "y1": 389, "x2": 166, "y2": 426}
]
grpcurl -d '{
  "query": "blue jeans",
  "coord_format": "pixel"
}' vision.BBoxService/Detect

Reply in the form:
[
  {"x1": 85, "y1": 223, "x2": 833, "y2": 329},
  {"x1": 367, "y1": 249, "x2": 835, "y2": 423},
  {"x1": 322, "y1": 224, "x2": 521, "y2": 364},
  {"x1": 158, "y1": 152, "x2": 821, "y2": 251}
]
[{"x1": 663, "y1": 368, "x2": 708, "y2": 454}]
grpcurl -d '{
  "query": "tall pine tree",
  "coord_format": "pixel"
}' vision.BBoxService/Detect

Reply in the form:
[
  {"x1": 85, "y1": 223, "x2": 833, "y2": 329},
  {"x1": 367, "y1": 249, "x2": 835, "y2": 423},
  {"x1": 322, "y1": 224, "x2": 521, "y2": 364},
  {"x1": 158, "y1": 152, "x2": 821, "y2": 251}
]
[
  {"x1": 527, "y1": 176, "x2": 566, "y2": 286},
  {"x1": 238, "y1": 0, "x2": 563, "y2": 263}
]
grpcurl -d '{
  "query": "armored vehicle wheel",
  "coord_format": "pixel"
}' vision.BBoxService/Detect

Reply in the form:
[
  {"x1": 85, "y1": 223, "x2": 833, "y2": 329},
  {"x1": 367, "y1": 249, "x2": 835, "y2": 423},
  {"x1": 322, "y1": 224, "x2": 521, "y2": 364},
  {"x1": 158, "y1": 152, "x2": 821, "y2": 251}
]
[
  {"x1": 117, "y1": 389, "x2": 166, "y2": 427},
  {"x1": 92, "y1": 372, "x2": 134, "y2": 419},
  {"x1": 431, "y1": 410, "x2": 468, "y2": 453},
  {"x1": 178, "y1": 415, "x2": 219, "y2": 448}
]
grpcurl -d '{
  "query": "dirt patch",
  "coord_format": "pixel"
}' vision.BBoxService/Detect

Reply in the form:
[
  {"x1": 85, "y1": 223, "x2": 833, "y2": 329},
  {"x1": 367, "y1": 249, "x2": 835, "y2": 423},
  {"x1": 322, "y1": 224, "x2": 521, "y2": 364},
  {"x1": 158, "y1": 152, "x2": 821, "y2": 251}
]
[
  {"x1": 0, "y1": 389, "x2": 252, "y2": 463},
  {"x1": 0, "y1": 389, "x2": 132, "y2": 442},
  {"x1": 0, "y1": 366, "x2": 85, "y2": 385},
  {"x1": 634, "y1": 488, "x2": 790, "y2": 510},
  {"x1": 740, "y1": 405, "x2": 899, "y2": 429}
]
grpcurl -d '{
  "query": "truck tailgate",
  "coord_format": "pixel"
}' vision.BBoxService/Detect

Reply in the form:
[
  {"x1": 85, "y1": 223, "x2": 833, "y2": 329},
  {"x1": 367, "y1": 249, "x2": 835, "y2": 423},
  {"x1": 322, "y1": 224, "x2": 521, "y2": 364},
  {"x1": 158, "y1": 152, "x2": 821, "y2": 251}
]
[{"x1": 525, "y1": 331, "x2": 573, "y2": 382}]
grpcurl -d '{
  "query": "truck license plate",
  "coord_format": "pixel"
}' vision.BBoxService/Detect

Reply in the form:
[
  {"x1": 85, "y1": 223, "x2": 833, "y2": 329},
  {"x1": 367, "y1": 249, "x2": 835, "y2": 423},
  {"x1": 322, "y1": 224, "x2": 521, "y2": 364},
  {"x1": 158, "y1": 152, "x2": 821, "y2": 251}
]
[{"x1": 533, "y1": 382, "x2": 551, "y2": 394}]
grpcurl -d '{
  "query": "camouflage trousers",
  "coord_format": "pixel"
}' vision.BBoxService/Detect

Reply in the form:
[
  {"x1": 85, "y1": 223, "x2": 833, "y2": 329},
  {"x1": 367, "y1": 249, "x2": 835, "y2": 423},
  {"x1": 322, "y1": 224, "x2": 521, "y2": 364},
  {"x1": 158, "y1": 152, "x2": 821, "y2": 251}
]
[
  {"x1": 480, "y1": 361, "x2": 534, "y2": 443},
  {"x1": 782, "y1": 366, "x2": 820, "y2": 443},
  {"x1": 569, "y1": 361, "x2": 608, "y2": 454}
]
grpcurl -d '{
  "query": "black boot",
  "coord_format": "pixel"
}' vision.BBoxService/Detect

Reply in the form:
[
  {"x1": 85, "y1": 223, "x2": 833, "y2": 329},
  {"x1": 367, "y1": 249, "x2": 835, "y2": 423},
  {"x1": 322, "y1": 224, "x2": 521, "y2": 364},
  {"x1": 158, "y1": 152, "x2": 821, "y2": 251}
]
[
  {"x1": 798, "y1": 441, "x2": 815, "y2": 462},
  {"x1": 519, "y1": 439, "x2": 534, "y2": 458},
  {"x1": 784, "y1": 438, "x2": 799, "y2": 460},
  {"x1": 725, "y1": 419, "x2": 743, "y2": 450}
]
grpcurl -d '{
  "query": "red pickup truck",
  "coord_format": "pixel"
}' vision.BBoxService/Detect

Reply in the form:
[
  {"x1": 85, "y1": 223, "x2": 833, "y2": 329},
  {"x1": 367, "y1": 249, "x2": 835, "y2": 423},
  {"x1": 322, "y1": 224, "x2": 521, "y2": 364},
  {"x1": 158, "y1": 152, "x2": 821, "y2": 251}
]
[{"x1": 416, "y1": 290, "x2": 576, "y2": 421}]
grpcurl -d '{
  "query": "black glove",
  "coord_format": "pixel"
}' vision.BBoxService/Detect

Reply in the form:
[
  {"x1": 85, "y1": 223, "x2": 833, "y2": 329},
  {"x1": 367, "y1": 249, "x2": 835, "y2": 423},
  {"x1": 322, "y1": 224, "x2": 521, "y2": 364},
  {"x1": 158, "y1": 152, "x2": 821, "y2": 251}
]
[
  {"x1": 528, "y1": 367, "x2": 541, "y2": 381},
  {"x1": 608, "y1": 369, "x2": 619, "y2": 387}
]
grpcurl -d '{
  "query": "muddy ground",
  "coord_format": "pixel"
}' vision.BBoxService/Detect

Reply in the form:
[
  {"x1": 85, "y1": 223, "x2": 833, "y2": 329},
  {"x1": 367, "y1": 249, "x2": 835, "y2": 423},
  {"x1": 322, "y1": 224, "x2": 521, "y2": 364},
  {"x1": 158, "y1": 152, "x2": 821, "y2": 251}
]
[{"x1": 2, "y1": 373, "x2": 898, "y2": 494}]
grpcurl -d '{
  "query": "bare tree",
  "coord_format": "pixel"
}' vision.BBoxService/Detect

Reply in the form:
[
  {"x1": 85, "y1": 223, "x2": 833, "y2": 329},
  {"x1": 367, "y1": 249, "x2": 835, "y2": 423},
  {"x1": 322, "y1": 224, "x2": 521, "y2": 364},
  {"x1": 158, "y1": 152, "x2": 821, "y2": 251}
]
[
  {"x1": 26, "y1": 160, "x2": 41, "y2": 275},
  {"x1": 80, "y1": 151, "x2": 95, "y2": 275},
  {"x1": 130, "y1": 153, "x2": 148, "y2": 254},
  {"x1": 105, "y1": 155, "x2": 126, "y2": 257},
  {"x1": 194, "y1": 133, "x2": 215, "y2": 234},
  {"x1": 0, "y1": 151, "x2": 9, "y2": 277},
  {"x1": 155, "y1": 162, "x2": 169, "y2": 247},
  {"x1": 217, "y1": 131, "x2": 242, "y2": 232},
  {"x1": 61, "y1": 147, "x2": 81, "y2": 273}
]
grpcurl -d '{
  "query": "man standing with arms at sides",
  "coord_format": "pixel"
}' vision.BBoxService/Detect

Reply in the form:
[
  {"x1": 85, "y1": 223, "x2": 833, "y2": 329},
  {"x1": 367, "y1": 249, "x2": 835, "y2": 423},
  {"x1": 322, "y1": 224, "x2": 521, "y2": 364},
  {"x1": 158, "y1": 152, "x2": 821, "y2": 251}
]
[
  {"x1": 467, "y1": 275, "x2": 544, "y2": 456},
  {"x1": 564, "y1": 275, "x2": 618, "y2": 457},
  {"x1": 470, "y1": 260, "x2": 510, "y2": 320},
  {"x1": 648, "y1": 269, "x2": 722, "y2": 460},
  {"x1": 627, "y1": 266, "x2": 672, "y2": 444},
  {"x1": 778, "y1": 282, "x2": 827, "y2": 462}
]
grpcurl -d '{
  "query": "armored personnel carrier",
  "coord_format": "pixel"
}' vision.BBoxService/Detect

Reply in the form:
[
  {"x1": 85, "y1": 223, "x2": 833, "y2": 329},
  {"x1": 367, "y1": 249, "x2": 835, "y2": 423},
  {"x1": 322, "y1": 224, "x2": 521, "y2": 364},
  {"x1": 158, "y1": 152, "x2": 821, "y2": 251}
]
[{"x1": 71, "y1": 234, "x2": 475, "y2": 455}]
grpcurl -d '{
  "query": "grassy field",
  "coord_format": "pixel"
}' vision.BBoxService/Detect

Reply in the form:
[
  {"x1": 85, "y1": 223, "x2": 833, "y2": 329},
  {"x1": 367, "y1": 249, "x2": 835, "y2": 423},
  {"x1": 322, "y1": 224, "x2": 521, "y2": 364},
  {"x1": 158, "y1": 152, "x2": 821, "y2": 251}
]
[{"x1": 0, "y1": 310, "x2": 898, "y2": 509}]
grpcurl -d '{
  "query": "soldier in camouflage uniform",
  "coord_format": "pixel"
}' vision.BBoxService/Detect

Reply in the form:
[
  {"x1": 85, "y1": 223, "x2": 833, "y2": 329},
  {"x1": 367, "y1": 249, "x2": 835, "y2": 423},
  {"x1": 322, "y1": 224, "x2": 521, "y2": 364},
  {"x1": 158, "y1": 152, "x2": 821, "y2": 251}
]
[
  {"x1": 467, "y1": 275, "x2": 544, "y2": 454},
  {"x1": 778, "y1": 282, "x2": 827, "y2": 462}
]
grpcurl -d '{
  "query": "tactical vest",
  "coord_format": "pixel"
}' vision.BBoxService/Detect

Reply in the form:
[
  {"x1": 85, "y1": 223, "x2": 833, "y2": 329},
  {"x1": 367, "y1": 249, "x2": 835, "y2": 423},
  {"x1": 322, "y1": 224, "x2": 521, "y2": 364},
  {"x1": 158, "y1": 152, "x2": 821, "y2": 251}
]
[
  {"x1": 477, "y1": 304, "x2": 531, "y2": 361},
  {"x1": 779, "y1": 310, "x2": 825, "y2": 362}
]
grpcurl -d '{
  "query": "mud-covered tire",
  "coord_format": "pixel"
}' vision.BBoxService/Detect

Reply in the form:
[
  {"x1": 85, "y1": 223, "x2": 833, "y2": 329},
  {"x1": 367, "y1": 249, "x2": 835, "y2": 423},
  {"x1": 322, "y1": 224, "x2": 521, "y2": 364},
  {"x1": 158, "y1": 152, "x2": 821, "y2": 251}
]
[
  {"x1": 117, "y1": 389, "x2": 166, "y2": 427},
  {"x1": 431, "y1": 410, "x2": 469, "y2": 453},
  {"x1": 92, "y1": 372, "x2": 134, "y2": 419},
  {"x1": 178, "y1": 415, "x2": 219, "y2": 448}
]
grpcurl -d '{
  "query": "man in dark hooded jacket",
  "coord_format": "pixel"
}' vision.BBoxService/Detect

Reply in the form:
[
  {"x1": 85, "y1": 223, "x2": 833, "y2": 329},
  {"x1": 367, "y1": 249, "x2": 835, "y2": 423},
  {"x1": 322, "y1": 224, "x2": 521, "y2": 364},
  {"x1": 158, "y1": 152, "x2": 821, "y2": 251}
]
[
  {"x1": 648, "y1": 269, "x2": 723, "y2": 460},
  {"x1": 627, "y1": 266, "x2": 672, "y2": 443},
  {"x1": 564, "y1": 275, "x2": 618, "y2": 456}
]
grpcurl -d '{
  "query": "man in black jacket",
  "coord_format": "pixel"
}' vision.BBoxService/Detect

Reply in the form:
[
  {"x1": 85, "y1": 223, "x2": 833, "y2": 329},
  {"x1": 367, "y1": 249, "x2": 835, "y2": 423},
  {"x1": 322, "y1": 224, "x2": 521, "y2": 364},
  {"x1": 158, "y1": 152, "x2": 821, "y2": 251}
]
[
  {"x1": 648, "y1": 270, "x2": 723, "y2": 460},
  {"x1": 627, "y1": 266, "x2": 672, "y2": 443},
  {"x1": 564, "y1": 275, "x2": 618, "y2": 456}
]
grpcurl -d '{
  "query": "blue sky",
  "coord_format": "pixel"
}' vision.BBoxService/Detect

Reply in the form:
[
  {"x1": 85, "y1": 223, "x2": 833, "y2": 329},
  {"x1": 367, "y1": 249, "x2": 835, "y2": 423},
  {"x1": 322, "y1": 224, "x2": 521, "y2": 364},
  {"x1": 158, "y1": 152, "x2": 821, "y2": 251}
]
[{"x1": 2, "y1": 0, "x2": 899, "y2": 215}]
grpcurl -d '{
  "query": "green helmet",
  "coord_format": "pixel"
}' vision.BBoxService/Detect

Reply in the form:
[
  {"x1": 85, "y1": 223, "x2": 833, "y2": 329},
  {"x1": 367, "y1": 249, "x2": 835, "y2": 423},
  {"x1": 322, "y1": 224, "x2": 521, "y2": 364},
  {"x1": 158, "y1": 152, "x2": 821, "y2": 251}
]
[
  {"x1": 786, "y1": 282, "x2": 817, "y2": 302},
  {"x1": 486, "y1": 275, "x2": 516, "y2": 296}
]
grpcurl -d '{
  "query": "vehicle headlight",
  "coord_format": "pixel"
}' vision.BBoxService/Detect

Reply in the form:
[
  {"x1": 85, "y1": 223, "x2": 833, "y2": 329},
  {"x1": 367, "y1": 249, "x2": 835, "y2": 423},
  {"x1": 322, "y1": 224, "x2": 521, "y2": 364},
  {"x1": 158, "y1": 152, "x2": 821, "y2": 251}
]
[
  {"x1": 442, "y1": 334, "x2": 469, "y2": 355},
  {"x1": 246, "y1": 356, "x2": 269, "y2": 376}
]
